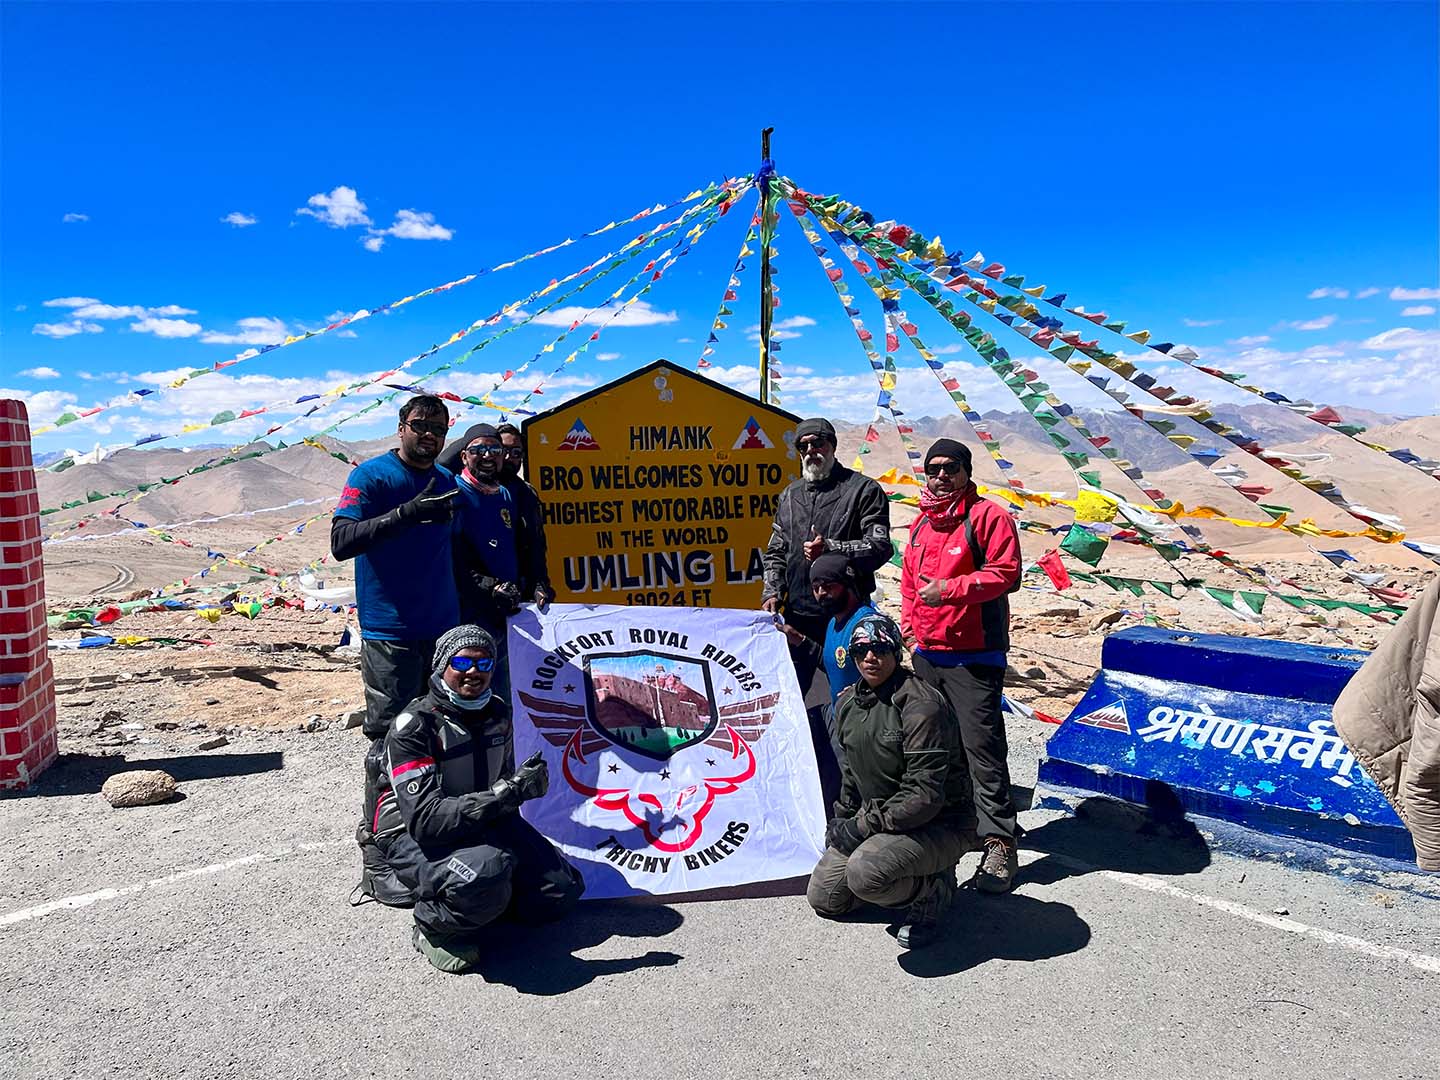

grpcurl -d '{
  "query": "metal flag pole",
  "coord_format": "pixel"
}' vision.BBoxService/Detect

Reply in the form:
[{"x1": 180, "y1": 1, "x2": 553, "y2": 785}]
[{"x1": 757, "y1": 127, "x2": 776, "y2": 403}]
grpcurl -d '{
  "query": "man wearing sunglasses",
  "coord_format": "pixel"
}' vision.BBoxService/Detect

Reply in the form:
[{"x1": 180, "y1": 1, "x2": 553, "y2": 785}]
[
  {"x1": 806, "y1": 614, "x2": 976, "y2": 949},
  {"x1": 761, "y1": 417, "x2": 891, "y2": 690},
  {"x1": 332, "y1": 394, "x2": 462, "y2": 906},
  {"x1": 439, "y1": 420, "x2": 554, "y2": 608},
  {"x1": 901, "y1": 438, "x2": 1022, "y2": 894},
  {"x1": 365, "y1": 624, "x2": 585, "y2": 974},
  {"x1": 452, "y1": 425, "x2": 523, "y2": 703}
]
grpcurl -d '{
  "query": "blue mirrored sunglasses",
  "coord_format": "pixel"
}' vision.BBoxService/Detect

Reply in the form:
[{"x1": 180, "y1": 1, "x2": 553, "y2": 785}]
[
  {"x1": 465, "y1": 444, "x2": 505, "y2": 456},
  {"x1": 449, "y1": 656, "x2": 495, "y2": 673}
]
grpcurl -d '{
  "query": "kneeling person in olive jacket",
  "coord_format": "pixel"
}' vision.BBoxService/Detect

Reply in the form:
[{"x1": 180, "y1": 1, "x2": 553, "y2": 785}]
[
  {"x1": 806, "y1": 614, "x2": 978, "y2": 949},
  {"x1": 367, "y1": 624, "x2": 585, "y2": 973}
]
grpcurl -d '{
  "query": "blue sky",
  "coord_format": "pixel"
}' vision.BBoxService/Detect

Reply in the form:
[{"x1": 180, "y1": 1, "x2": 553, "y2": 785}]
[{"x1": 3, "y1": 1, "x2": 1437, "y2": 458}]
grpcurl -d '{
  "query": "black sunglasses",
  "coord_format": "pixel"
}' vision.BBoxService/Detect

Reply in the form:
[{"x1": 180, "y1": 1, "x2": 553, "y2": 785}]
[
  {"x1": 796, "y1": 438, "x2": 831, "y2": 452},
  {"x1": 850, "y1": 643, "x2": 896, "y2": 660},
  {"x1": 465, "y1": 444, "x2": 505, "y2": 456},
  {"x1": 405, "y1": 419, "x2": 448, "y2": 437},
  {"x1": 502, "y1": 446, "x2": 524, "y2": 457},
  {"x1": 924, "y1": 461, "x2": 965, "y2": 477}
]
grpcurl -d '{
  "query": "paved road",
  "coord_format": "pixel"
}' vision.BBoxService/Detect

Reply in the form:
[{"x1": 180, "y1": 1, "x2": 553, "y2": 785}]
[{"x1": 2, "y1": 726, "x2": 1437, "y2": 1080}]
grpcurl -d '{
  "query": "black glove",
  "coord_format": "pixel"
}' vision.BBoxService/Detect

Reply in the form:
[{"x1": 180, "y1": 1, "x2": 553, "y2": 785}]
[
  {"x1": 825, "y1": 816, "x2": 866, "y2": 856},
  {"x1": 490, "y1": 751, "x2": 549, "y2": 807},
  {"x1": 533, "y1": 583, "x2": 555, "y2": 610},
  {"x1": 394, "y1": 478, "x2": 457, "y2": 526},
  {"x1": 492, "y1": 580, "x2": 522, "y2": 615}
]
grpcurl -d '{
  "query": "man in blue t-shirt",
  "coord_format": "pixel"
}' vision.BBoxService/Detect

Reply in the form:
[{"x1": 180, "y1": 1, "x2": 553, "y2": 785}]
[
  {"x1": 332, "y1": 394, "x2": 461, "y2": 908},
  {"x1": 451, "y1": 424, "x2": 522, "y2": 703},
  {"x1": 781, "y1": 552, "x2": 877, "y2": 808}
]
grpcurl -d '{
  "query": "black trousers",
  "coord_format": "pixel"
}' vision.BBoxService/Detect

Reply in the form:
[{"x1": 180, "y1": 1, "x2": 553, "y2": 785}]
[
  {"x1": 359, "y1": 638, "x2": 436, "y2": 739},
  {"x1": 381, "y1": 814, "x2": 585, "y2": 939},
  {"x1": 911, "y1": 656, "x2": 1017, "y2": 842},
  {"x1": 786, "y1": 611, "x2": 843, "y2": 810}
]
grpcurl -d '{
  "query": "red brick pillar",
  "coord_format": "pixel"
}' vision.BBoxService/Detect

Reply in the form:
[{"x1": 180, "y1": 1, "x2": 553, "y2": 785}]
[{"x1": 0, "y1": 400, "x2": 56, "y2": 790}]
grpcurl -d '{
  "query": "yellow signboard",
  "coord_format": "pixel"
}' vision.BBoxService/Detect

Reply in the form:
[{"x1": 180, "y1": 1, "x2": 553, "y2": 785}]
[{"x1": 523, "y1": 361, "x2": 801, "y2": 609}]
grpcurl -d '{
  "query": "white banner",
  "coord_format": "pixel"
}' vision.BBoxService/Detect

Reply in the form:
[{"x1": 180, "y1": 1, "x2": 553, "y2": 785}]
[{"x1": 509, "y1": 603, "x2": 825, "y2": 899}]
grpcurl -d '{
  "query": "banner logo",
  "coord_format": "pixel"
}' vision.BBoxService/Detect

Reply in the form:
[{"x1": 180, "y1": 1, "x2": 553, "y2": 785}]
[
  {"x1": 557, "y1": 418, "x2": 600, "y2": 451},
  {"x1": 733, "y1": 416, "x2": 773, "y2": 449},
  {"x1": 1073, "y1": 699, "x2": 1131, "y2": 734}
]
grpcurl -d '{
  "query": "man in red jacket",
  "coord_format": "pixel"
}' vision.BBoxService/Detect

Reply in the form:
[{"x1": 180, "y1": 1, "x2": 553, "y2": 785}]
[{"x1": 901, "y1": 438, "x2": 1023, "y2": 893}]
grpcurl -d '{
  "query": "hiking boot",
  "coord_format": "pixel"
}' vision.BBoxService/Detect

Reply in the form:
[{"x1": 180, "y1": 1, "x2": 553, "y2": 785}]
[
  {"x1": 412, "y1": 924, "x2": 483, "y2": 975},
  {"x1": 356, "y1": 830, "x2": 416, "y2": 908},
  {"x1": 974, "y1": 836, "x2": 1018, "y2": 894},
  {"x1": 896, "y1": 870, "x2": 956, "y2": 950}
]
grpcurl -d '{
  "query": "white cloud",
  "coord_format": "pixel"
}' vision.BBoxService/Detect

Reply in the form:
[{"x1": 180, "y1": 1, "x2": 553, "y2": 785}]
[
  {"x1": 296, "y1": 185, "x2": 371, "y2": 228},
  {"x1": 928, "y1": 343, "x2": 967, "y2": 355},
  {"x1": 1401, "y1": 305, "x2": 1436, "y2": 317},
  {"x1": 1307, "y1": 287, "x2": 1349, "y2": 300},
  {"x1": 1227, "y1": 334, "x2": 1272, "y2": 346},
  {"x1": 222, "y1": 211, "x2": 258, "y2": 227},
  {"x1": 595, "y1": 352, "x2": 622, "y2": 361},
  {"x1": 336, "y1": 329, "x2": 359, "y2": 339},
  {"x1": 71, "y1": 303, "x2": 147, "y2": 320},
  {"x1": 1283, "y1": 315, "x2": 1337, "y2": 331},
  {"x1": 379, "y1": 209, "x2": 453, "y2": 241},
  {"x1": 1182, "y1": 318, "x2": 1223, "y2": 327},
  {"x1": 1356, "y1": 287, "x2": 1382, "y2": 299},
  {"x1": 362, "y1": 235, "x2": 385, "y2": 253},
  {"x1": 676, "y1": 337, "x2": 695, "y2": 344},
  {"x1": 0, "y1": 387, "x2": 79, "y2": 417},
  {"x1": 198, "y1": 316, "x2": 288, "y2": 345},
  {"x1": 62, "y1": 212, "x2": 89, "y2": 223},
  {"x1": 130, "y1": 316, "x2": 203, "y2": 339},
  {"x1": 32, "y1": 321, "x2": 102, "y2": 338},
  {"x1": 43, "y1": 296, "x2": 100, "y2": 308},
  {"x1": 13, "y1": 304, "x2": 26, "y2": 312},
  {"x1": 148, "y1": 304, "x2": 198, "y2": 316},
  {"x1": 526, "y1": 301, "x2": 678, "y2": 328},
  {"x1": 774, "y1": 315, "x2": 817, "y2": 331},
  {"x1": 1391, "y1": 286, "x2": 1440, "y2": 301},
  {"x1": 1361, "y1": 327, "x2": 1440, "y2": 350},
  {"x1": 18, "y1": 366, "x2": 60, "y2": 379}
]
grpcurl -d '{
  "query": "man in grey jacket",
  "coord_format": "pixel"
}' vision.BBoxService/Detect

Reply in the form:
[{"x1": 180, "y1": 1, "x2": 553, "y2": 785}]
[{"x1": 761, "y1": 417, "x2": 891, "y2": 688}]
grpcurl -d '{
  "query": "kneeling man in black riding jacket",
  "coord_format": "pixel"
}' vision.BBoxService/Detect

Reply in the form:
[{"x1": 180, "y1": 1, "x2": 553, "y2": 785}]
[
  {"x1": 806, "y1": 613, "x2": 979, "y2": 949},
  {"x1": 365, "y1": 624, "x2": 585, "y2": 973}
]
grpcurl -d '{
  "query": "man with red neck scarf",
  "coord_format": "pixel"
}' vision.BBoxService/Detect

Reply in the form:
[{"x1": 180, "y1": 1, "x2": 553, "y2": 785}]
[{"x1": 900, "y1": 438, "x2": 1022, "y2": 894}]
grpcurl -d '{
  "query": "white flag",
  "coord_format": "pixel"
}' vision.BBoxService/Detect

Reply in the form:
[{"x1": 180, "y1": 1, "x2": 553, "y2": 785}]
[{"x1": 509, "y1": 604, "x2": 825, "y2": 898}]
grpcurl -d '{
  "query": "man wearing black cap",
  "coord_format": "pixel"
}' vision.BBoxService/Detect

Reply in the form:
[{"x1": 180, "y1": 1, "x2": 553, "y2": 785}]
[
  {"x1": 782, "y1": 552, "x2": 878, "y2": 806},
  {"x1": 452, "y1": 425, "x2": 523, "y2": 705},
  {"x1": 440, "y1": 420, "x2": 554, "y2": 608},
  {"x1": 901, "y1": 438, "x2": 1023, "y2": 894},
  {"x1": 762, "y1": 417, "x2": 891, "y2": 689}
]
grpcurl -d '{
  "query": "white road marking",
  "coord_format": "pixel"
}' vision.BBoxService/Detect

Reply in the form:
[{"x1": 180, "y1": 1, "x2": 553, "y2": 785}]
[
  {"x1": 0, "y1": 840, "x2": 348, "y2": 928},
  {"x1": 1040, "y1": 852, "x2": 1440, "y2": 974},
  {"x1": 3, "y1": 839, "x2": 1437, "y2": 975}
]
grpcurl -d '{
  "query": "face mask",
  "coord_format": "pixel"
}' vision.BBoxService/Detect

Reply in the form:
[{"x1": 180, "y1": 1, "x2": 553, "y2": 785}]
[{"x1": 434, "y1": 675, "x2": 492, "y2": 712}]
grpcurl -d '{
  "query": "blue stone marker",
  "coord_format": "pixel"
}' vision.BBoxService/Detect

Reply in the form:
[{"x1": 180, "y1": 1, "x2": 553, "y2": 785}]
[{"x1": 1038, "y1": 627, "x2": 1413, "y2": 861}]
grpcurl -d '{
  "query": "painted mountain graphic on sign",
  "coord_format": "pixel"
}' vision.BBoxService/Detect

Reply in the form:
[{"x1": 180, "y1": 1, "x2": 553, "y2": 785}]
[
  {"x1": 733, "y1": 416, "x2": 773, "y2": 450},
  {"x1": 1072, "y1": 700, "x2": 1130, "y2": 734},
  {"x1": 557, "y1": 418, "x2": 600, "y2": 451}
]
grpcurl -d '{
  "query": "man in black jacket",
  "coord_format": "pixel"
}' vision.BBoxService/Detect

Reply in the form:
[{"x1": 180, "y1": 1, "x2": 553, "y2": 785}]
[
  {"x1": 761, "y1": 417, "x2": 891, "y2": 688},
  {"x1": 367, "y1": 624, "x2": 585, "y2": 974},
  {"x1": 806, "y1": 614, "x2": 978, "y2": 949},
  {"x1": 440, "y1": 420, "x2": 554, "y2": 607}
]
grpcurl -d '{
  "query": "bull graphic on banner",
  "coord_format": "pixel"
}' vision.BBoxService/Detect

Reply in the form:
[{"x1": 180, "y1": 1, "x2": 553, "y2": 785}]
[{"x1": 509, "y1": 604, "x2": 825, "y2": 898}]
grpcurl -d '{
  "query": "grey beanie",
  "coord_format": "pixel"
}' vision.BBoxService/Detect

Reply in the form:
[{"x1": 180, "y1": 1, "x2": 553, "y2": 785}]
[{"x1": 431, "y1": 624, "x2": 497, "y2": 680}]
